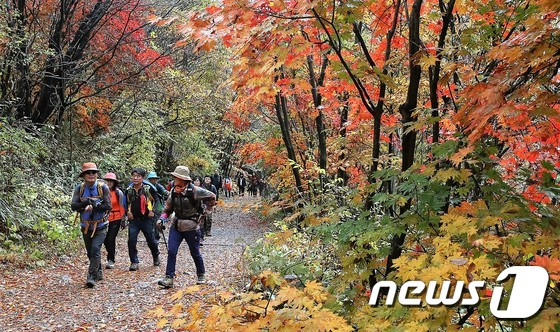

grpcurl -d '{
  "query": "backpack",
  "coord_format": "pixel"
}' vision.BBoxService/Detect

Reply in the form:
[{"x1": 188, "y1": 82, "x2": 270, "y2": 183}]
[
  {"x1": 78, "y1": 181, "x2": 108, "y2": 236},
  {"x1": 79, "y1": 181, "x2": 104, "y2": 201}
]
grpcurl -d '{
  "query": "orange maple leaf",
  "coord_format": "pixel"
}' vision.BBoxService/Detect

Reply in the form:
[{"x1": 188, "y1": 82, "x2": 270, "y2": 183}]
[{"x1": 530, "y1": 255, "x2": 560, "y2": 281}]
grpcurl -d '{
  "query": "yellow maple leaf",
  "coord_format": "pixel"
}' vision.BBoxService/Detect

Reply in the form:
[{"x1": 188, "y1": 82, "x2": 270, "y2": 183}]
[
  {"x1": 305, "y1": 280, "x2": 328, "y2": 303},
  {"x1": 170, "y1": 318, "x2": 187, "y2": 329},
  {"x1": 156, "y1": 318, "x2": 168, "y2": 329},
  {"x1": 170, "y1": 289, "x2": 185, "y2": 301},
  {"x1": 171, "y1": 303, "x2": 183, "y2": 317}
]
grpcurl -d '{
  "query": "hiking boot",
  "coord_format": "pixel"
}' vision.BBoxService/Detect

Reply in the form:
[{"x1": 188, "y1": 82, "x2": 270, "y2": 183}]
[
  {"x1": 106, "y1": 260, "x2": 115, "y2": 269},
  {"x1": 129, "y1": 263, "x2": 139, "y2": 271},
  {"x1": 158, "y1": 276, "x2": 174, "y2": 289},
  {"x1": 199, "y1": 241, "x2": 204, "y2": 247},
  {"x1": 196, "y1": 274, "x2": 206, "y2": 285},
  {"x1": 153, "y1": 256, "x2": 160, "y2": 267},
  {"x1": 95, "y1": 270, "x2": 103, "y2": 281},
  {"x1": 86, "y1": 274, "x2": 96, "y2": 288}
]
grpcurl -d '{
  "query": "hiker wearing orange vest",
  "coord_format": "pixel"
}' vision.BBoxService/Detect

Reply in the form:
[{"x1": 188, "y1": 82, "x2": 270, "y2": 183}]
[
  {"x1": 102, "y1": 172, "x2": 127, "y2": 270},
  {"x1": 125, "y1": 168, "x2": 160, "y2": 271},
  {"x1": 71, "y1": 162, "x2": 112, "y2": 288}
]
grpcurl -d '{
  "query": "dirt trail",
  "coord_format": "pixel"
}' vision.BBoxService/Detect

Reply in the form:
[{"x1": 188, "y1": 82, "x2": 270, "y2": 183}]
[{"x1": 0, "y1": 196, "x2": 267, "y2": 331}]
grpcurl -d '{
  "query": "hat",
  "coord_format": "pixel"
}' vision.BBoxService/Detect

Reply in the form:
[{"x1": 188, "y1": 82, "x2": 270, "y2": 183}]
[
  {"x1": 103, "y1": 172, "x2": 118, "y2": 182},
  {"x1": 170, "y1": 166, "x2": 192, "y2": 181},
  {"x1": 147, "y1": 172, "x2": 160, "y2": 179},
  {"x1": 79, "y1": 162, "x2": 100, "y2": 177}
]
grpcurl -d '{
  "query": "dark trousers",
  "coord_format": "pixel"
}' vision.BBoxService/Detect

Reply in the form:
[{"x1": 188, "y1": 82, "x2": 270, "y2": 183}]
[
  {"x1": 104, "y1": 221, "x2": 120, "y2": 262},
  {"x1": 128, "y1": 218, "x2": 160, "y2": 264},
  {"x1": 83, "y1": 226, "x2": 108, "y2": 277},
  {"x1": 165, "y1": 226, "x2": 205, "y2": 278}
]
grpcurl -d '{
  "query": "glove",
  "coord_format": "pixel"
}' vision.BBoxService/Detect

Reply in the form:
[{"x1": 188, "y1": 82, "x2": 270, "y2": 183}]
[
  {"x1": 156, "y1": 218, "x2": 167, "y2": 231},
  {"x1": 87, "y1": 197, "x2": 101, "y2": 208}
]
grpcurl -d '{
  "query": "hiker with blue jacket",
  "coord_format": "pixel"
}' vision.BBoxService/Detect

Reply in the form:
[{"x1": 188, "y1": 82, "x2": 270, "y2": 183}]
[
  {"x1": 156, "y1": 166, "x2": 216, "y2": 288},
  {"x1": 147, "y1": 171, "x2": 169, "y2": 243},
  {"x1": 71, "y1": 162, "x2": 112, "y2": 288}
]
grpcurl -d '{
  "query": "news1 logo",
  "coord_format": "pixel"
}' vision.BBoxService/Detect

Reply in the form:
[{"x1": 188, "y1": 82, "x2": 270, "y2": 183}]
[{"x1": 369, "y1": 266, "x2": 549, "y2": 319}]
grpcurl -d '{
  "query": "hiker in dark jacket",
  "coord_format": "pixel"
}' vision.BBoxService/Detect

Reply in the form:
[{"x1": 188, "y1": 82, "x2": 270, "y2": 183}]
[
  {"x1": 71, "y1": 162, "x2": 112, "y2": 288},
  {"x1": 147, "y1": 171, "x2": 169, "y2": 243},
  {"x1": 211, "y1": 171, "x2": 222, "y2": 199},
  {"x1": 202, "y1": 176, "x2": 217, "y2": 237},
  {"x1": 102, "y1": 172, "x2": 127, "y2": 269},
  {"x1": 125, "y1": 167, "x2": 160, "y2": 271},
  {"x1": 157, "y1": 166, "x2": 216, "y2": 288},
  {"x1": 237, "y1": 174, "x2": 247, "y2": 197}
]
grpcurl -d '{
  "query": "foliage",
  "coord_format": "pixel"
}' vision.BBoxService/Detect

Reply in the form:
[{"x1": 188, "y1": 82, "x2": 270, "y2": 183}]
[
  {"x1": 0, "y1": 119, "x2": 79, "y2": 264},
  {"x1": 149, "y1": 271, "x2": 352, "y2": 331},
  {"x1": 156, "y1": 0, "x2": 560, "y2": 329}
]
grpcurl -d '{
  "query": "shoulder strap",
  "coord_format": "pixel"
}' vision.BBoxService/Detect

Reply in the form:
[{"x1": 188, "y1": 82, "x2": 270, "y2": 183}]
[
  {"x1": 79, "y1": 183, "x2": 86, "y2": 197},
  {"x1": 186, "y1": 183, "x2": 197, "y2": 207},
  {"x1": 97, "y1": 182, "x2": 104, "y2": 197}
]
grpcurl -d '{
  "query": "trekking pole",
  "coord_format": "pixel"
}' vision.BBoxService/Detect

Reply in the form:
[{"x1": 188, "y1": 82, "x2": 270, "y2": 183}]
[{"x1": 160, "y1": 226, "x2": 168, "y2": 252}]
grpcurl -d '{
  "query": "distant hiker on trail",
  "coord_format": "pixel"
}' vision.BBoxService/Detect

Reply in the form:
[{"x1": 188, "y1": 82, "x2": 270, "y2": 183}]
[
  {"x1": 237, "y1": 174, "x2": 247, "y2": 197},
  {"x1": 147, "y1": 172, "x2": 169, "y2": 243},
  {"x1": 211, "y1": 170, "x2": 222, "y2": 200},
  {"x1": 224, "y1": 177, "x2": 232, "y2": 197},
  {"x1": 202, "y1": 175, "x2": 217, "y2": 237},
  {"x1": 156, "y1": 166, "x2": 216, "y2": 288},
  {"x1": 71, "y1": 162, "x2": 112, "y2": 288},
  {"x1": 125, "y1": 168, "x2": 160, "y2": 271},
  {"x1": 102, "y1": 172, "x2": 127, "y2": 270}
]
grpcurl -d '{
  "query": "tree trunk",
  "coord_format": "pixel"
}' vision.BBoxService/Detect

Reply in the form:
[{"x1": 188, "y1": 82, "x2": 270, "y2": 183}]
[
  {"x1": 385, "y1": 0, "x2": 424, "y2": 277},
  {"x1": 275, "y1": 93, "x2": 304, "y2": 195},
  {"x1": 429, "y1": 0, "x2": 456, "y2": 144},
  {"x1": 34, "y1": 0, "x2": 111, "y2": 124}
]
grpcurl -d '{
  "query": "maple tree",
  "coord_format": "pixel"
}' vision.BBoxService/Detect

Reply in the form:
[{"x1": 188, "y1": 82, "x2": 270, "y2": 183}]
[{"x1": 144, "y1": 0, "x2": 560, "y2": 330}]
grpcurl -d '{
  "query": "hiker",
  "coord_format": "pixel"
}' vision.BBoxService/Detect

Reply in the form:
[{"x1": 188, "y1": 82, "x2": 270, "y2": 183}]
[
  {"x1": 156, "y1": 166, "x2": 216, "y2": 288},
  {"x1": 237, "y1": 174, "x2": 247, "y2": 197},
  {"x1": 102, "y1": 172, "x2": 127, "y2": 269},
  {"x1": 251, "y1": 175, "x2": 259, "y2": 197},
  {"x1": 192, "y1": 177, "x2": 206, "y2": 245},
  {"x1": 224, "y1": 177, "x2": 232, "y2": 197},
  {"x1": 71, "y1": 162, "x2": 112, "y2": 288},
  {"x1": 202, "y1": 176, "x2": 217, "y2": 237},
  {"x1": 211, "y1": 170, "x2": 222, "y2": 200},
  {"x1": 147, "y1": 172, "x2": 169, "y2": 243},
  {"x1": 125, "y1": 167, "x2": 160, "y2": 271}
]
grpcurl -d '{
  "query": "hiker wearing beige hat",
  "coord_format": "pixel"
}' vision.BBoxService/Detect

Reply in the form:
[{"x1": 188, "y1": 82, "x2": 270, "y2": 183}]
[
  {"x1": 156, "y1": 165, "x2": 216, "y2": 288},
  {"x1": 71, "y1": 162, "x2": 112, "y2": 288}
]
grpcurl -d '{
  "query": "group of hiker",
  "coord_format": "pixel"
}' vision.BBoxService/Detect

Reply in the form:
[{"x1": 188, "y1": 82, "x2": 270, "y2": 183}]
[{"x1": 71, "y1": 162, "x2": 220, "y2": 289}]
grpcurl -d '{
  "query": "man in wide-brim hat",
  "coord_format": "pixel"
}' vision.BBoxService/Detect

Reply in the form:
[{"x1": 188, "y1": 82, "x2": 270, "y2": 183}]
[
  {"x1": 71, "y1": 162, "x2": 112, "y2": 288},
  {"x1": 157, "y1": 165, "x2": 215, "y2": 288}
]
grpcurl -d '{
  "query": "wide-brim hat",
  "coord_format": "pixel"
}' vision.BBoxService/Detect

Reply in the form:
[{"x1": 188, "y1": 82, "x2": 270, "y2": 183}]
[
  {"x1": 79, "y1": 162, "x2": 100, "y2": 177},
  {"x1": 147, "y1": 171, "x2": 160, "y2": 179},
  {"x1": 103, "y1": 172, "x2": 119, "y2": 182},
  {"x1": 170, "y1": 166, "x2": 192, "y2": 181}
]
